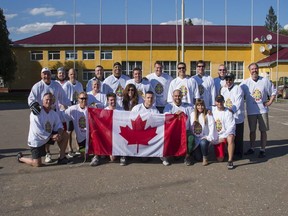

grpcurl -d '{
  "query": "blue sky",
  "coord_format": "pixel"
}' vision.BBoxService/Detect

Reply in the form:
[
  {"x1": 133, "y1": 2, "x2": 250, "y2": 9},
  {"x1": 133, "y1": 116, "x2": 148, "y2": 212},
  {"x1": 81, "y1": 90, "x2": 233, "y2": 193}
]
[{"x1": 2, "y1": 0, "x2": 288, "y2": 42}]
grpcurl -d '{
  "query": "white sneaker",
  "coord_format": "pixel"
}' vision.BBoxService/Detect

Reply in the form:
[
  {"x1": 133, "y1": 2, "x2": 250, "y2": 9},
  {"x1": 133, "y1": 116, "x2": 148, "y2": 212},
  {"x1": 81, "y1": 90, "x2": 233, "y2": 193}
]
[
  {"x1": 120, "y1": 157, "x2": 127, "y2": 166},
  {"x1": 90, "y1": 155, "x2": 100, "y2": 166},
  {"x1": 45, "y1": 153, "x2": 52, "y2": 163},
  {"x1": 161, "y1": 157, "x2": 170, "y2": 166}
]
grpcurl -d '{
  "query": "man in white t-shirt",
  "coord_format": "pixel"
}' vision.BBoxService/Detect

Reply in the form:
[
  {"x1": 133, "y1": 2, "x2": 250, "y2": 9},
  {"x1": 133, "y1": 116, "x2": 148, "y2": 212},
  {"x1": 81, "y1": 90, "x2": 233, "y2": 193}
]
[
  {"x1": 146, "y1": 61, "x2": 173, "y2": 113},
  {"x1": 214, "y1": 64, "x2": 227, "y2": 95},
  {"x1": 102, "y1": 62, "x2": 130, "y2": 108},
  {"x1": 86, "y1": 65, "x2": 104, "y2": 92},
  {"x1": 17, "y1": 93, "x2": 70, "y2": 167},
  {"x1": 167, "y1": 62, "x2": 199, "y2": 107},
  {"x1": 240, "y1": 63, "x2": 276, "y2": 158},
  {"x1": 192, "y1": 60, "x2": 216, "y2": 110},
  {"x1": 164, "y1": 89, "x2": 194, "y2": 165}
]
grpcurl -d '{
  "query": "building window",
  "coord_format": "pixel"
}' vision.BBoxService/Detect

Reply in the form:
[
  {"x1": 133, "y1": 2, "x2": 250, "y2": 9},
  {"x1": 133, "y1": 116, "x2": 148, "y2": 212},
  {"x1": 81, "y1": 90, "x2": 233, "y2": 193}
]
[
  {"x1": 101, "y1": 50, "x2": 112, "y2": 60},
  {"x1": 48, "y1": 51, "x2": 60, "y2": 60},
  {"x1": 65, "y1": 50, "x2": 77, "y2": 60},
  {"x1": 30, "y1": 51, "x2": 43, "y2": 61},
  {"x1": 190, "y1": 61, "x2": 211, "y2": 76},
  {"x1": 163, "y1": 61, "x2": 177, "y2": 78},
  {"x1": 104, "y1": 71, "x2": 112, "y2": 79},
  {"x1": 122, "y1": 61, "x2": 142, "y2": 77},
  {"x1": 225, "y1": 61, "x2": 244, "y2": 82},
  {"x1": 83, "y1": 51, "x2": 95, "y2": 60}
]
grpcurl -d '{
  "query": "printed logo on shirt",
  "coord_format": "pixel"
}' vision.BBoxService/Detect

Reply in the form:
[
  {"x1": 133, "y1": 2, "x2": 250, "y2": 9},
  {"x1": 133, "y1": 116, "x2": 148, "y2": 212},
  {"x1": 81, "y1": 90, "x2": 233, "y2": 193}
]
[
  {"x1": 45, "y1": 121, "x2": 52, "y2": 133},
  {"x1": 193, "y1": 121, "x2": 202, "y2": 135},
  {"x1": 78, "y1": 116, "x2": 86, "y2": 129},
  {"x1": 225, "y1": 98, "x2": 233, "y2": 108},
  {"x1": 155, "y1": 83, "x2": 163, "y2": 95},
  {"x1": 215, "y1": 119, "x2": 222, "y2": 132},
  {"x1": 180, "y1": 85, "x2": 188, "y2": 96},
  {"x1": 116, "y1": 84, "x2": 123, "y2": 97},
  {"x1": 198, "y1": 85, "x2": 204, "y2": 96},
  {"x1": 252, "y1": 89, "x2": 262, "y2": 102}
]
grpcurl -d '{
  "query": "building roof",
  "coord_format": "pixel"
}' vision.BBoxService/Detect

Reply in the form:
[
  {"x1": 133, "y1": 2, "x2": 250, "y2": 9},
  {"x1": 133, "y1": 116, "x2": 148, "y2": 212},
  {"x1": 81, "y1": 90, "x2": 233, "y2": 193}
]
[
  {"x1": 257, "y1": 47, "x2": 288, "y2": 67},
  {"x1": 13, "y1": 24, "x2": 288, "y2": 47}
]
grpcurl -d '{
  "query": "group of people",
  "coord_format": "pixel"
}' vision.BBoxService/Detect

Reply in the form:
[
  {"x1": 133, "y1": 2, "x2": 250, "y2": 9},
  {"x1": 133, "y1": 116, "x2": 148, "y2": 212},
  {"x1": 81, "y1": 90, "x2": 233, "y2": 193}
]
[{"x1": 17, "y1": 60, "x2": 276, "y2": 170}]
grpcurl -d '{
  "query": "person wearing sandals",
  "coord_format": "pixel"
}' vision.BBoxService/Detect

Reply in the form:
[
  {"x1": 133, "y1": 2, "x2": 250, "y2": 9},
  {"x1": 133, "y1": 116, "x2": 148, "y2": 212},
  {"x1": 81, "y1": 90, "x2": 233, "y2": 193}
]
[
  {"x1": 189, "y1": 99, "x2": 217, "y2": 166},
  {"x1": 17, "y1": 93, "x2": 69, "y2": 167}
]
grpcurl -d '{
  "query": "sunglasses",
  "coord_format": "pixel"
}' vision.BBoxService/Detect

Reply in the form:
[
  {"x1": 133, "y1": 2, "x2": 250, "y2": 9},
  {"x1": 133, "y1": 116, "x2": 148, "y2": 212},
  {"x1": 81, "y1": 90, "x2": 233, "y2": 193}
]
[
  {"x1": 197, "y1": 65, "x2": 205, "y2": 68},
  {"x1": 225, "y1": 78, "x2": 233, "y2": 81},
  {"x1": 79, "y1": 97, "x2": 87, "y2": 100},
  {"x1": 219, "y1": 69, "x2": 226, "y2": 71},
  {"x1": 128, "y1": 89, "x2": 135, "y2": 91},
  {"x1": 178, "y1": 67, "x2": 186, "y2": 70}
]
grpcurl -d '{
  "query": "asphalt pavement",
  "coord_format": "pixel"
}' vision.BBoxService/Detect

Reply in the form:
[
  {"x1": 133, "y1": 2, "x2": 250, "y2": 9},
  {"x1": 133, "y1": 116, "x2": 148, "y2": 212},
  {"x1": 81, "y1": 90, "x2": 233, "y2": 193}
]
[{"x1": 0, "y1": 102, "x2": 287, "y2": 216}]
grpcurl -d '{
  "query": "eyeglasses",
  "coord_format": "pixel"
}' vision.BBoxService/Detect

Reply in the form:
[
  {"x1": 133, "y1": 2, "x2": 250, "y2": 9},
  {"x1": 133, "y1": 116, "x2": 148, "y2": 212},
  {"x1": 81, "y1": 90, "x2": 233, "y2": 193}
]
[
  {"x1": 79, "y1": 97, "x2": 87, "y2": 100},
  {"x1": 219, "y1": 69, "x2": 226, "y2": 71},
  {"x1": 197, "y1": 65, "x2": 205, "y2": 68},
  {"x1": 128, "y1": 89, "x2": 134, "y2": 91},
  {"x1": 178, "y1": 67, "x2": 186, "y2": 70}
]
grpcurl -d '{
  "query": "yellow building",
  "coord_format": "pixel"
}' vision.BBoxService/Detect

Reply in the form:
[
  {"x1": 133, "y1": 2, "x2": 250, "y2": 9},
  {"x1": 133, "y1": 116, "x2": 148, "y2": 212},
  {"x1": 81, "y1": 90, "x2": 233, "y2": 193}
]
[{"x1": 11, "y1": 24, "x2": 288, "y2": 90}]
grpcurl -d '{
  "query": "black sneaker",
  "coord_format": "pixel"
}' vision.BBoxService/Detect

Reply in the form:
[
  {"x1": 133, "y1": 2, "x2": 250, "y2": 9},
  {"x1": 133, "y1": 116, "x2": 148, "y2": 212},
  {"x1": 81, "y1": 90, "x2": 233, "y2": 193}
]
[
  {"x1": 244, "y1": 148, "x2": 255, "y2": 155},
  {"x1": 16, "y1": 152, "x2": 23, "y2": 163},
  {"x1": 57, "y1": 157, "x2": 71, "y2": 165},
  {"x1": 258, "y1": 151, "x2": 266, "y2": 158},
  {"x1": 227, "y1": 161, "x2": 234, "y2": 170}
]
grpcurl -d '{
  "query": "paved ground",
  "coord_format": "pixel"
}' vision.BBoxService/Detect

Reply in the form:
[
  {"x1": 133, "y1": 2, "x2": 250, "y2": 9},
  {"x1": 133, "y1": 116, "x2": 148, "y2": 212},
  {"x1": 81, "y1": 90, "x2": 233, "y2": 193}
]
[{"x1": 0, "y1": 102, "x2": 287, "y2": 216}]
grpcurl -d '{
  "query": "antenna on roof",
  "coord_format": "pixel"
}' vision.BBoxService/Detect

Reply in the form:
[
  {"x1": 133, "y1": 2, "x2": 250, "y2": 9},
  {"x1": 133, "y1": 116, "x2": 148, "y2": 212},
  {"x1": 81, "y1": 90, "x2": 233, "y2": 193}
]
[
  {"x1": 266, "y1": 34, "x2": 272, "y2": 41},
  {"x1": 260, "y1": 35, "x2": 266, "y2": 43}
]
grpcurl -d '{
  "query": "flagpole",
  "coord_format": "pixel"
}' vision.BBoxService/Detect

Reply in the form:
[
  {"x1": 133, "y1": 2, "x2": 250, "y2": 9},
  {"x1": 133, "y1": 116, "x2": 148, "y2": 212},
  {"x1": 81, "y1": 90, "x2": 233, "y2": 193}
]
[{"x1": 181, "y1": 0, "x2": 185, "y2": 62}]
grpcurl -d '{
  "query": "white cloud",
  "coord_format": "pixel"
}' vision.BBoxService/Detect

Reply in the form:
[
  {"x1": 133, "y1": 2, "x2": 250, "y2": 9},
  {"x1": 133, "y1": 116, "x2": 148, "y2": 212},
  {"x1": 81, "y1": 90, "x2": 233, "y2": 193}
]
[
  {"x1": 15, "y1": 21, "x2": 68, "y2": 34},
  {"x1": 29, "y1": 7, "x2": 66, "y2": 17},
  {"x1": 284, "y1": 24, "x2": 288, "y2": 30},
  {"x1": 5, "y1": 13, "x2": 18, "y2": 20},
  {"x1": 160, "y1": 17, "x2": 213, "y2": 25}
]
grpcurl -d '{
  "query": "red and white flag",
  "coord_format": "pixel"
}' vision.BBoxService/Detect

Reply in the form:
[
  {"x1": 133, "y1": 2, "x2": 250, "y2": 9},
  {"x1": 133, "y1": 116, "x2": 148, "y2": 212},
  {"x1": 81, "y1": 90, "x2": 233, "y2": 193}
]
[{"x1": 87, "y1": 108, "x2": 187, "y2": 157}]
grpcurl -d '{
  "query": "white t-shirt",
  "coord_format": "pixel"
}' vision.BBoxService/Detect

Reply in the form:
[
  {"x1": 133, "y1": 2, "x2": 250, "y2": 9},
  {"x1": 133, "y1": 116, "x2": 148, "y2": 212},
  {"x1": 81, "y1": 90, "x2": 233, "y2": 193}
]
[
  {"x1": 221, "y1": 84, "x2": 245, "y2": 124},
  {"x1": 87, "y1": 91, "x2": 106, "y2": 108},
  {"x1": 63, "y1": 80, "x2": 84, "y2": 103},
  {"x1": 102, "y1": 74, "x2": 130, "y2": 107},
  {"x1": 212, "y1": 107, "x2": 236, "y2": 142},
  {"x1": 146, "y1": 72, "x2": 173, "y2": 107},
  {"x1": 214, "y1": 77, "x2": 226, "y2": 96},
  {"x1": 167, "y1": 77, "x2": 200, "y2": 106},
  {"x1": 28, "y1": 109, "x2": 63, "y2": 147},
  {"x1": 240, "y1": 76, "x2": 276, "y2": 115},
  {"x1": 131, "y1": 103, "x2": 159, "y2": 114},
  {"x1": 163, "y1": 102, "x2": 193, "y2": 129},
  {"x1": 189, "y1": 112, "x2": 218, "y2": 148},
  {"x1": 64, "y1": 104, "x2": 87, "y2": 143},
  {"x1": 192, "y1": 74, "x2": 216, "y2": 109}
]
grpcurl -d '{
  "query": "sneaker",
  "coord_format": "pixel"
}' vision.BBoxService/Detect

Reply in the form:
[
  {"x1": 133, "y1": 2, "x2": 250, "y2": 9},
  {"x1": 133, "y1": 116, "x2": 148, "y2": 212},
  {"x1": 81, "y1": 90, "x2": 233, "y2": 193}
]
[
  {"x1": 67, "y1": 151, "x2": 74, "y2": 158},
  {"x1": 45, "y1": 153, "x2": 53, "y2": 163},
  {"x1": 161, "y1": 157, "x2": 170, "y2": 166},
  {"x1": 258, "y1": 150, "x2": 266, "y2": 158},
  {"x1": 90, "y1": 155, "x2": 100, "y2": 166},
  {"x1": 74, "y1": 151, "x2": 81, "y2": 156},
  {"x1": 184, "y1": 156, "x2": 193, "y2": 166},
  {"x1": 120, "y1": 156, "x2": 127, "y2": 166},
  {"x1": 57, "y1": 157, "x2": 71, "y2": 165},
  {"x1": 202, "y1": 157, "x2": 208, "y2": 166},
  {"x1": 16, "y1": 152, "x2": 23, "y2": 163},
  {"x1": 244, "y1": 148, "x2": 255, "y2": 155},
  {"x1": 227, "y1": 161, "x2": 234, "y2": 170}
]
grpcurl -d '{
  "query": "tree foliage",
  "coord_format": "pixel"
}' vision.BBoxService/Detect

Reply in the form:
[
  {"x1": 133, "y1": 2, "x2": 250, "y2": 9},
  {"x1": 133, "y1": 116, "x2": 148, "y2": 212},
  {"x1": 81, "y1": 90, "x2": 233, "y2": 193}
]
[
  {"x1": 0, "y1": 8, "x2": 17, "y2": 86},
  {"x1": 265, "y1": 6, "x2": 280, "y2": 32}
]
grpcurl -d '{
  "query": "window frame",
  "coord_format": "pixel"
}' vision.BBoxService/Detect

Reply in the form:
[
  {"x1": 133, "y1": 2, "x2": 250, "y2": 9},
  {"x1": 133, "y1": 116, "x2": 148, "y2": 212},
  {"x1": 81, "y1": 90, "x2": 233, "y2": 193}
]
[
  {"x1": 30, "y1": 51, "x2": 43, "y2": 61},
  {"x1": 225, "y1": 61, "x2": 244, "y2": 83},
  {"x1": 65, "y1": 50, "x2": 78, "y2": 60},
  {"x1": 48, "y1": 51, "x2": 60, "y2": 60},
  {"x1": 83, "y1": 50, "x2": 95, "y2": 60},
  {"x1": 100, "y1": 50, "x2": 112, "y2": 60},
  {"x1": 121, "y1": 61, "x2": 142, "y2": 77}
]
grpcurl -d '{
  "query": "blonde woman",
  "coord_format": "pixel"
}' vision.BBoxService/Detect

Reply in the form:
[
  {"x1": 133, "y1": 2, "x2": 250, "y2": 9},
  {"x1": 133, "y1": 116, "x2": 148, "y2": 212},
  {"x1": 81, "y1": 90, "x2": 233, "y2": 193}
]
[{"x1": 189, "y1": 99, "x2": 217, "y2": 165}]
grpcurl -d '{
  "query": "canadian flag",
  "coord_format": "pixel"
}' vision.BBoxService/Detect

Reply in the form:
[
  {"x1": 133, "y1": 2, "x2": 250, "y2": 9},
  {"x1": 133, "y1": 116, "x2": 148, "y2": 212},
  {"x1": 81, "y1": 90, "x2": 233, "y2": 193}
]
[{"x1": 87, "y1": 108, "x2": 187, "y2": 157}]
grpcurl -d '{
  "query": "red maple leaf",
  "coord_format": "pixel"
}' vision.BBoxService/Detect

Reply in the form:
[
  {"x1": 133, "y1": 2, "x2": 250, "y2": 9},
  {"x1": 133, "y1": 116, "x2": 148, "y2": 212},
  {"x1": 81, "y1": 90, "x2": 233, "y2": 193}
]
[{"x1": 119, "y1": 115, "x2": 157, "y2": 153}]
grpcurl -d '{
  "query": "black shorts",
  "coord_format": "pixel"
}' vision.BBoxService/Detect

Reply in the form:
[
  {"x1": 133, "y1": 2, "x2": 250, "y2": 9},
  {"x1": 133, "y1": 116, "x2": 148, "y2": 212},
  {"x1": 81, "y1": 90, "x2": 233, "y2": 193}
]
[
  {"x1": 78, "y1": 139, "x2": 86, "y2": 150},
  {"x1": 31, "y1": 145, "x2": 46, "y2": 159},
  {"x1": 67, "y1": 121, "x2": 74, "y2": 132},
  {"x1": 46, "y1": 131, "x2": 58, "y2": 145}
]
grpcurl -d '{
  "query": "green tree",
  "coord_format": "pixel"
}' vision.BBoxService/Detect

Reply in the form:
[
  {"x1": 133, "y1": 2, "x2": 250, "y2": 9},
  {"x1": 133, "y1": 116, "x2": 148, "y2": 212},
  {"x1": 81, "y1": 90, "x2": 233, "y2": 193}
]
[
  {"x1": 0, "y1": 8, "x2": 17, "y2": 87},
  {"x1": 265, "y1": 6, "x2": 280, "y2": 32}
]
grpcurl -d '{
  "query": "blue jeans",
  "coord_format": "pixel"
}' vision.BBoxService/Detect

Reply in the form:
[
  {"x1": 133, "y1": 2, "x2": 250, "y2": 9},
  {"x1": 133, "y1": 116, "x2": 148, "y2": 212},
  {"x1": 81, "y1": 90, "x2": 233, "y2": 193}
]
[{"x1": 199, "y1": 139, "x2": 210, "y2": 157}]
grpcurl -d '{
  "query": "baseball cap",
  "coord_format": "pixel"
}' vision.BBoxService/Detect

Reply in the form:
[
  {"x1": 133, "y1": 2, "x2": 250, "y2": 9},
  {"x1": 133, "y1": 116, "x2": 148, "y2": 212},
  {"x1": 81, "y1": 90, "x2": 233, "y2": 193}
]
[
  {"x1": 57, "y1": 67, "x2": 65, "y2": 72},
  {"x1": 41, "y1": 67, "x2": 51, "y2": 73},
  {"x1": 215, "y1": 95, "x2": 225, "y2": 103},
  {"x1": 225, "y1": 73, "x2": 235, "y2": 80}
]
